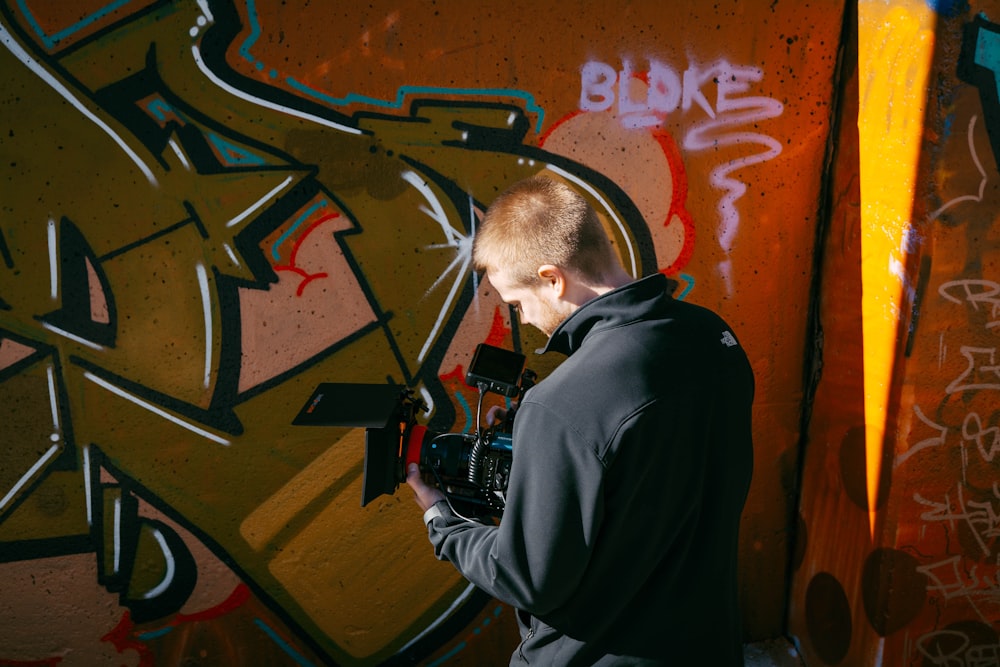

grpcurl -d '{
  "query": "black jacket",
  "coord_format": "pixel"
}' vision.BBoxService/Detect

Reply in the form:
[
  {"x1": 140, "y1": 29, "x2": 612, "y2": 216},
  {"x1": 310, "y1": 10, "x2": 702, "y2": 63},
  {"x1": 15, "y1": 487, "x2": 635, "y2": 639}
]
[{"x1": 426, "y1": 274, "x2": 754, "y2": 665}]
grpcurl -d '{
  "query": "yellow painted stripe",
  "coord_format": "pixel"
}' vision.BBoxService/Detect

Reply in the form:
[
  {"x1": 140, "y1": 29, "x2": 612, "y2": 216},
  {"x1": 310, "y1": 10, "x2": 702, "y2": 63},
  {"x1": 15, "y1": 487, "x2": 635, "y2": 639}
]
[{"x1": 857, "y1": 0, "x2": 935, "y2": 539}]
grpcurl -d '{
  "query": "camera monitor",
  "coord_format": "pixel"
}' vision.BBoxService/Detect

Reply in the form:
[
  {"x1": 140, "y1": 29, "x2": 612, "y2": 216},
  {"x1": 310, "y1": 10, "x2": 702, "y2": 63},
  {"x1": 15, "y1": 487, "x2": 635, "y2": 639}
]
[{"x1": 465, "y1": 343, "x2": 526, "y2": 397}]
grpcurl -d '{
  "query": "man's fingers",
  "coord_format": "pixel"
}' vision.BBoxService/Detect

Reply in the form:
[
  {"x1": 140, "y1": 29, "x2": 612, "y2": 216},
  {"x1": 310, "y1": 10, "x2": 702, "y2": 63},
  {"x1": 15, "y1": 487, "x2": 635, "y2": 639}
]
[
  {"x1": 406, "y1": 463, "x2": 425, "y2": 494},
  {"x1": 486, "y1": 405, "x2": 507, "y2": 425},
  {"x1": 406, "y1": 463, "x2": 448, "y2": 511}
]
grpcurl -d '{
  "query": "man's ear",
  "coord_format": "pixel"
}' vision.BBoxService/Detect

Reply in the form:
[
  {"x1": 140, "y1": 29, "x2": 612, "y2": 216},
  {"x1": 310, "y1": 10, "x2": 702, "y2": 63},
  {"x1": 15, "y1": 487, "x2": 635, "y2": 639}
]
[{"x1": 537, "y1": 264, "x2": 566, "y2": 297}]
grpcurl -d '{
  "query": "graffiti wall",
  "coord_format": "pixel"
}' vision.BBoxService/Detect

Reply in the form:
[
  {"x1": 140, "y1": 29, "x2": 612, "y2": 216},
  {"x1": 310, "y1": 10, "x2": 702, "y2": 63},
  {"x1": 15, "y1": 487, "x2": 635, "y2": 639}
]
[
  {"x1": 789, "y1": 1, "x2": 1000, "y2": 665},
  {"x1": 0, "y1": 0, "x2": 845, "y2": 664}
]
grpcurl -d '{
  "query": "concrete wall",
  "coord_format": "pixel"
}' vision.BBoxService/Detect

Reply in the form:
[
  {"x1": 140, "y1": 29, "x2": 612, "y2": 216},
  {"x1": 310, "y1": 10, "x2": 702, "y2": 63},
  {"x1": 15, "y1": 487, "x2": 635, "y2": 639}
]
[
  {"x1": 789, "y1": 1, "x2": 1000, "y2": 666},
  {"x1": 0, "y1": 0, "x2": 843, "y2": 664}
]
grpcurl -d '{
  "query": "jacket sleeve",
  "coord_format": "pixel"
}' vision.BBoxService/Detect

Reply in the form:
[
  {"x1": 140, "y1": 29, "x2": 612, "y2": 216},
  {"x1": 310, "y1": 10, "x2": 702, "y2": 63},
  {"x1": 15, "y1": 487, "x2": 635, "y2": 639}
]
[{"x1": 426, "y1": 400, "x2": 606, "y2": 615}]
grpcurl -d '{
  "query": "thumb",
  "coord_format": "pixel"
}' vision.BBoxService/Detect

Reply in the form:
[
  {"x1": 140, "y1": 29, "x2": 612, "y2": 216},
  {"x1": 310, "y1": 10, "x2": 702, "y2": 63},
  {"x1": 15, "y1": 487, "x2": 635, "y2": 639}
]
[{"x1": 406, "y1": 463, "x2": 425, "y2": 488}]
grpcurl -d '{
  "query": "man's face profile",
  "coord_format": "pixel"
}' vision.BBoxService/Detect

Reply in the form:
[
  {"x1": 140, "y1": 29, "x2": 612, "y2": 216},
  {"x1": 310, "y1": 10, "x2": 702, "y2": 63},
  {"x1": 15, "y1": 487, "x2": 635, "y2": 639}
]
[{"x1": 486, "y1": 267, "x2": 569, "y2": 338}]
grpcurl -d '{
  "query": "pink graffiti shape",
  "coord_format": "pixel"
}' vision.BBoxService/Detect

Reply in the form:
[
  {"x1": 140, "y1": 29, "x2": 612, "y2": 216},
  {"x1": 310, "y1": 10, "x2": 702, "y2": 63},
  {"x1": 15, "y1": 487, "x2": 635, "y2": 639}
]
[{"x1": 273, "y1": 213, "x2": 340, "y2": 296}]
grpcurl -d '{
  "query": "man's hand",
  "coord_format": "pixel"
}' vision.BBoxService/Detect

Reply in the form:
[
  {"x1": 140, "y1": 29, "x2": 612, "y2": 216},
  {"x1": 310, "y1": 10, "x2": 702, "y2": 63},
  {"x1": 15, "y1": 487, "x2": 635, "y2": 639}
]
[
  {"x1": 485, "y1": 405, "x2": 507, "y2": 426},
  {"x1": 405, "y1": 463, "x2": 447, "y2": 511}
]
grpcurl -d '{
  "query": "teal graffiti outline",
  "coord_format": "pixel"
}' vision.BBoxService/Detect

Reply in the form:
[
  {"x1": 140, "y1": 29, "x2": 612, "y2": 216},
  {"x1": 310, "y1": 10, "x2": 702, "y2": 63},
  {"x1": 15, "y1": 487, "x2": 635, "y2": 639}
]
[
  {"x1": 676, "y1": 272, "x2": 695, "y2": 300},
  {"x1": 271, "y1": 200, "x2": 328, "y2": 261},
  {"x1": 253, "y1": 618, "x2": 317, "y2": 667},
  {"x1": 425, "y1": 605, "x2": 505, "y2": 667},
  {"x1": 15, "y1": 0, "x2": 136, "y2": 49},
  {"x1": 240, "y1": 0, "x2": 546, "y2": 132}
]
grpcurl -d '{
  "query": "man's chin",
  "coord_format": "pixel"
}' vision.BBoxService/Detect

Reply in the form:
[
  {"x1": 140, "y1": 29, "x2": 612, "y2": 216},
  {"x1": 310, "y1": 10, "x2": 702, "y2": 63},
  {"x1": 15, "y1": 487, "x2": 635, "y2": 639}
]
[{"x1": 537, "y1": 321, "x2": 561, "y2": 338}]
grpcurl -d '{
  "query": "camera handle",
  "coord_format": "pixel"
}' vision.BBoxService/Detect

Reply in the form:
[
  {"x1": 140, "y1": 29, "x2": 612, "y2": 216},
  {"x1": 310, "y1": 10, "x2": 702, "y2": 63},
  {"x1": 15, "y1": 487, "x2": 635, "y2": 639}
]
[
  {"x1": 466, "y1": 368, "x2": 536, "y2": 487},
  {"x1": 466, "y1": 383, "x2": 491, "y2": 485}
]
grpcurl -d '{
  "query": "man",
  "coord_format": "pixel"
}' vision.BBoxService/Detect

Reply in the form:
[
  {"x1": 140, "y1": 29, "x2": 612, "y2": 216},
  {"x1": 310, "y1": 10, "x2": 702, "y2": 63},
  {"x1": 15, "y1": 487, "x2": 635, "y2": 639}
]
[{"x1": 406, "y1": 175, "x2": 754, "y2": 665}]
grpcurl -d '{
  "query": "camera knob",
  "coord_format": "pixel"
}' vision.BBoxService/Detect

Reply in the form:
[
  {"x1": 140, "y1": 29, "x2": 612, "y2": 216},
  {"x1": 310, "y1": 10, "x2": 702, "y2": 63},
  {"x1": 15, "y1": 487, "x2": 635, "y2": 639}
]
[{"x1": 494, "y1": 461, "x2": 511, "y2": 490}]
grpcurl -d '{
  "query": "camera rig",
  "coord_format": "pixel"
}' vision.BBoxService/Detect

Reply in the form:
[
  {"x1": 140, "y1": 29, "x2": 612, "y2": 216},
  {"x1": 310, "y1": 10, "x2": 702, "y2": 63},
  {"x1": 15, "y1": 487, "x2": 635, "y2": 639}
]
[{"x1": 293, "y1": 344, "x2": 535, "y2": 519}]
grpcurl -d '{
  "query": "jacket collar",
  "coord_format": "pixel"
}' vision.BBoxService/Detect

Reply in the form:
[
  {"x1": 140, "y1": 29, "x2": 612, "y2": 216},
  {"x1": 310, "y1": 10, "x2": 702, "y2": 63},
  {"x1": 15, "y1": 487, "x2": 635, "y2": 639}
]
[{"x1": 542, "y1": 273, "x2": 674, "y2": 356}]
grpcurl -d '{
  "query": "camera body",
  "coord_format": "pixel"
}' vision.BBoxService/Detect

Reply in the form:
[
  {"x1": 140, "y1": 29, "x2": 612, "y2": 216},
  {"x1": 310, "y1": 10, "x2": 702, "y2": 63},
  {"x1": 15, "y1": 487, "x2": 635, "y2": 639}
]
[
  {"x1": 409, "y1": 419, "x2": 514, "y2": 517},
  {"x1": 356, "y1": 344, "x2": 534, "y2": 518}
]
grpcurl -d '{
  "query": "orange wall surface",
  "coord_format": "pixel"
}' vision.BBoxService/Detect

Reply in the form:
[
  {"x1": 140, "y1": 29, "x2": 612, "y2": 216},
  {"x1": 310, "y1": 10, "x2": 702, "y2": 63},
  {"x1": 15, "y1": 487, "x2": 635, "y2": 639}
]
[
  {"x1": 0, "y1": 0, "x2": 844, "y2": 664},
  {"x1": 789, "y1": 1, "x2": 1000, "y2": 666}
]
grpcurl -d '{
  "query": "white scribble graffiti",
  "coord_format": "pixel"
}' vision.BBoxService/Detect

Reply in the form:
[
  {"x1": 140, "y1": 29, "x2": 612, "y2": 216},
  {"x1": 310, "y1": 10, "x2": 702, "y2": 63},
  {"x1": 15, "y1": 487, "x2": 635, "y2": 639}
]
[
  {"x1": 681, "y1": 60, "x2": 784, "y2": 255},
  {"x1": 946, "y1": 347, "x2": 1000, "y2": 394},
  {"x1": 939, "y1": 279, "x2": 1000, "y2": 330},
  {"x1": 916, "y1": 628, "x2": 1000, "y2": 666},
  {"x1": 963, "y1": 411, "x2": 1000, "y2": 465},
  {"x1": 914, "y1": 484, "x2": 1000, "y2": 558},
  {"x1": 579, "y1": 57, "x2": 784, "y2": 260},
  {"x1": 917, "y1": 554, "x2": 1000, "y2": 626}
]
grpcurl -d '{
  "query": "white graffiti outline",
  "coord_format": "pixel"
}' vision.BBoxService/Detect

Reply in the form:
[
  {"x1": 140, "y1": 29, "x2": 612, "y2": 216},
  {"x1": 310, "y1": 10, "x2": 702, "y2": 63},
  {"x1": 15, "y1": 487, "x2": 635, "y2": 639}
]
[
  {"x1": 0, "y1": 22, "x2": 158, "y2": 185},
  {"x1": 142, "y1": 528, "x2": 177, "y2": 600},
  {"x1": 545, "y1": 164, "x2": 639, "y2": 277},
  {"x1": 896, "y1": 403, "x2": 948, "y2": 469},
  {"x1": 82, "y1": 371, "x2": 230, "y2": 446},
  {"x1": 190, "y1": 44, "x2": 362, "y2": 136},
  {"x1": 195, "y1": 262, "x2": 214, "y2": 389},
  {"x1": 0, "y1": 443, "x2": 60, "y2": 512},
  {"x1": 401, "y1": 170, "x2": 473, "y2": 365},
  {"x1": 929, "y1": 115, "x2": 988, "y2": 221}
]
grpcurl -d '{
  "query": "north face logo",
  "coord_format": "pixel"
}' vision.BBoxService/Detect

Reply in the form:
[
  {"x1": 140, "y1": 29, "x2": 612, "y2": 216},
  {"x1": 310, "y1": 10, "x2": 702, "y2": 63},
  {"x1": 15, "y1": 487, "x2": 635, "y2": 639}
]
[{"x1": 721, "y1": 331, "x2": 738, "y2": 347}]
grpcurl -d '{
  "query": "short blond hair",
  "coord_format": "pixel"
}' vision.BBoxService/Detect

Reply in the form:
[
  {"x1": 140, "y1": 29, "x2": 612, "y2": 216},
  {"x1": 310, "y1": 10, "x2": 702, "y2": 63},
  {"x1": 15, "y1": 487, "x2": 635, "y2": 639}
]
[{"x1": 472, "y1": 176, "x2": 620, "y2": 285}]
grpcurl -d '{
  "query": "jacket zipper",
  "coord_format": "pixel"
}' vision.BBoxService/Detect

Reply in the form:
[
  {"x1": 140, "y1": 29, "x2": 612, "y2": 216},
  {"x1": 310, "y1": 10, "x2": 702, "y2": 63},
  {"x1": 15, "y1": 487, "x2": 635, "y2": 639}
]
[{"x1": 517, "y1": 625, "x2": 535, "y2": 663}]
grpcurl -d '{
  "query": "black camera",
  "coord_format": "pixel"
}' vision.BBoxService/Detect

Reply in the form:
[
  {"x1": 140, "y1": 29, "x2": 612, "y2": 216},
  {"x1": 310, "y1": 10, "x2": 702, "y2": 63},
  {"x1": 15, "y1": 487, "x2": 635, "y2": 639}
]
[{"x1": 293, "y1": 344, "x2": 535, "y2": 519}]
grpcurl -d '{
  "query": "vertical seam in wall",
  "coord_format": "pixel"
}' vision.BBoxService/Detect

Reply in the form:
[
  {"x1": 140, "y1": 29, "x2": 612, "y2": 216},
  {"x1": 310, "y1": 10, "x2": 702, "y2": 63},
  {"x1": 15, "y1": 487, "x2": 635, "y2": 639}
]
[{"x1": 783, "y1": 0, "x2": 858, "y2": 641}]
